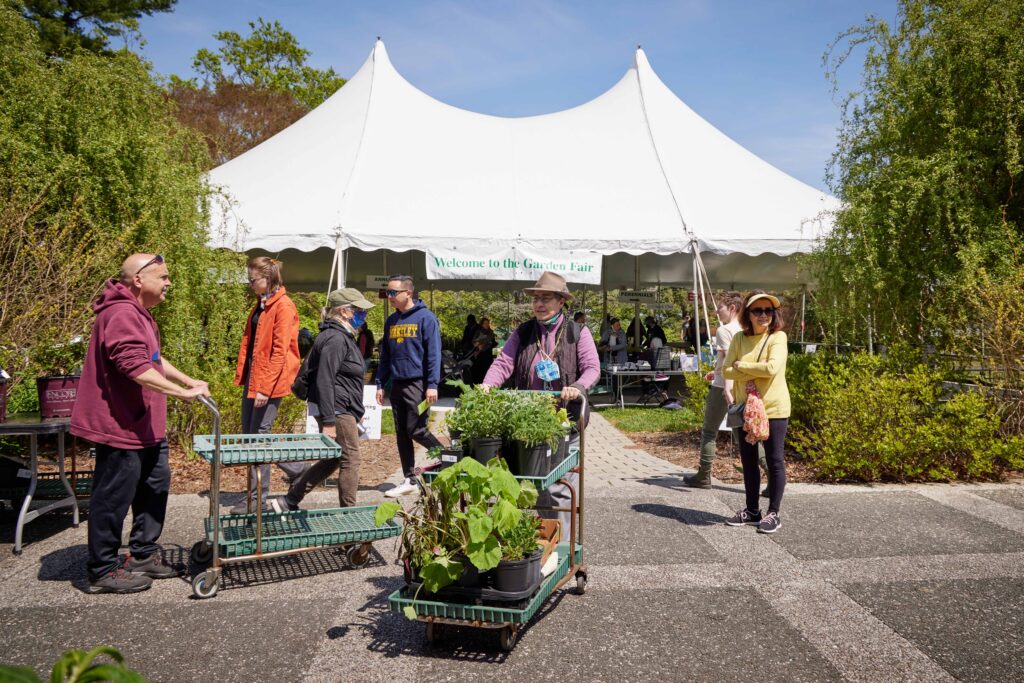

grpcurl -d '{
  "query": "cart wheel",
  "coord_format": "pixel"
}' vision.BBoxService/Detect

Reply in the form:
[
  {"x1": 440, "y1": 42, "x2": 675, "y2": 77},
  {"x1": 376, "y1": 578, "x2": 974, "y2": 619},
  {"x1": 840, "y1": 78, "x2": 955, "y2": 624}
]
[
  {"x1": 575, "y1": 572, "x2": 587, "y2": 595},
  {"x1": 499, "y1": 626, "x2": 518, "y2": 652},
  {"x1": 191, "y1": 571, "x2": 219, "y2": 599},
  {"x1": 190, "y1": 541, "x2": 213, "y2": 566},
  {"x1": 346, "y1": 543, "x2": 371, "y2": 568},
  {"x1": 425, "y1": 621, "x2": 443, "y2": 644}
]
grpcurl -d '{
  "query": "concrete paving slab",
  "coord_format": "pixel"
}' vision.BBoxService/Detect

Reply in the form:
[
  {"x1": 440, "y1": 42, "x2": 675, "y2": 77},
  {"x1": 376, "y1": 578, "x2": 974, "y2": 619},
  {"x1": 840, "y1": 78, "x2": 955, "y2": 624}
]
[
  {"x1": 723, "y1": 490, "x2": 1024, "y2": 561},
  {"x1": 842, "y1": 578, "x2": 1024, "y2": 683},
  {"x1": 969, "y1": 486, "x2": 1024, "y2": 511},
  {"x1": 584, "y1": 497, "x2": 722, "y2": 566},
  {"x1": 417, "y1": 588, "x2": 844, "y2": 683}
]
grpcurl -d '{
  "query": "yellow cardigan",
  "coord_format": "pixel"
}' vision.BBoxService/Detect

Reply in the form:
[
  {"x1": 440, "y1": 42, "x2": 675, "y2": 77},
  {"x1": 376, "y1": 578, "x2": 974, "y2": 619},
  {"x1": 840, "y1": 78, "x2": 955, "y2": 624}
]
[{"x1": 722, "y1": 331, "x2": 790, "y2": 419}]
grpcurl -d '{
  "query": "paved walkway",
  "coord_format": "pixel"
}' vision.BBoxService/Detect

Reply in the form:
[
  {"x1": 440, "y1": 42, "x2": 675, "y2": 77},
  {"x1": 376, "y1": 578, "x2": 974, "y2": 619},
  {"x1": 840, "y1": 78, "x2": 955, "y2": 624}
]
[{"x1": 1, "y1": 415, "x2": 1022, "y2": 682}]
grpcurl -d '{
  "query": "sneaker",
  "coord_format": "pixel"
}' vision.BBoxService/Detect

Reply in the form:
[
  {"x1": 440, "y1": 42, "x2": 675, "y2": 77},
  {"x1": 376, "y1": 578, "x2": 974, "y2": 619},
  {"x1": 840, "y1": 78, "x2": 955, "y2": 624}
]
[
  {"x1": 269, "y1": 495, "x2": 299, "y2": 514},
  {"x1": 86, "y1": 568, "x2": 152, "y2": 594},
  {"x1": 123, "y1": 552, "x2": 181, "y2": 579},
  {"x1": 384, "y1": 478, "x2": 417, "y2": 498},
  {"x1": 724, "y1": 509, "x2": 762, "y2": 526},
  {"x1": 228, "y1": 499, "x2": 271, "y2": 515},
  {"x1": 758, "y1": 511, "x2": 782, "y2": 534}
]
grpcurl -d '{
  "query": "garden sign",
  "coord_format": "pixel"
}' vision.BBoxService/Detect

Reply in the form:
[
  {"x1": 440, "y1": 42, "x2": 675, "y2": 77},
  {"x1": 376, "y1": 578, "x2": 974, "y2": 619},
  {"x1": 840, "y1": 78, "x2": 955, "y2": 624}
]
[{"x1": 425, "y1": 246, "x2": 602, "y2": 285}]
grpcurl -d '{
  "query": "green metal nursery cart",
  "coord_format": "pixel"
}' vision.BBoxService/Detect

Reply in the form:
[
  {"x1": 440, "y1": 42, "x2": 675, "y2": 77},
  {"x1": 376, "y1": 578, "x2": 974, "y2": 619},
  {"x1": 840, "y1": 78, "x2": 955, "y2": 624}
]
[
  {"x1": 390, "y1": 394, "x2": 590, "y2": 651},
  {"x1": 188, "y1": 396, "x2": 402, "y2": 599}
]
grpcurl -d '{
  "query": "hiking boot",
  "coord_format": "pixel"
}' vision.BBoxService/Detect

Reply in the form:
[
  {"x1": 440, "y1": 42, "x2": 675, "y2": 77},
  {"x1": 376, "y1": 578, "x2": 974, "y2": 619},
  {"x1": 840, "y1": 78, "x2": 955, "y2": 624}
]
[
  {"x1": 87, "y1": 568, "x2": 152, "y2": 594},
  {"x1": 683, "y1": 466, "x2": 712, "y2": 488},
  {"x1": 757, "y1": 511, "x2": 782, "y2": 534},
  {"x1": 123, "y1": 552, "x2": 181, "y2": 579},
  {"x1": 269, "y1": 495, "x2": 299, "y2": 514},
  {"x1": 724, "y1": 509, "x2": 762, "y2": 527},
  {"x1": 384, "y1": 478, "x2": 417, "y2": 498}
]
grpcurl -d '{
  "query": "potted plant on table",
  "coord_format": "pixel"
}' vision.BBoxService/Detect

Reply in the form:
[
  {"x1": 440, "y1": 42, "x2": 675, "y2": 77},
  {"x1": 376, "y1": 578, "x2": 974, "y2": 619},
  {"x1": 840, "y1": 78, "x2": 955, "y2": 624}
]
[{"x1": 33, "y1": 338, "x2": 85, "y2": 418}]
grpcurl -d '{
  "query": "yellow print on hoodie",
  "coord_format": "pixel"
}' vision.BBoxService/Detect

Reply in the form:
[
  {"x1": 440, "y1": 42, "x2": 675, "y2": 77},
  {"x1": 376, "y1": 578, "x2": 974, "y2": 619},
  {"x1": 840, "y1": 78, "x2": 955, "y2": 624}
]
[{"x1": 390, "y1": 324, "x2": 418, "y2": 344}]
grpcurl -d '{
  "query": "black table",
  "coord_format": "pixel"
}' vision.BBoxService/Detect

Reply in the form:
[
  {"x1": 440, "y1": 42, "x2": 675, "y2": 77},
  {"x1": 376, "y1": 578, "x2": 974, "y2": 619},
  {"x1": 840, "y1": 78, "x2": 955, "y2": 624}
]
[
  {"x1": 0, "y1": 413, "x2": 79, "y2": 554},
  {"x1": 603, "y1": 368, "x2": 693, "y2": 408}
]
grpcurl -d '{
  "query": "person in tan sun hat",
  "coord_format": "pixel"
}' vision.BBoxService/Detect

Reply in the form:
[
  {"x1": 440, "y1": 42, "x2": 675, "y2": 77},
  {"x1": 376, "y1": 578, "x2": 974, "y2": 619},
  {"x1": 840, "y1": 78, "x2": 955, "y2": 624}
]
[{"x1": 481, "y1": 271, "x2": 600, "y2": 533}]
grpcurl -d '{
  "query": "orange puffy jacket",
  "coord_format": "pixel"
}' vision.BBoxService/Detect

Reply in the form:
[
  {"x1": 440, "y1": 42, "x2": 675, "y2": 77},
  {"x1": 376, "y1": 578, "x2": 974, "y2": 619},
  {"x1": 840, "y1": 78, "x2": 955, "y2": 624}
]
[{"x1": 234, "y1": 287, "x2": 301, "y2": 398}]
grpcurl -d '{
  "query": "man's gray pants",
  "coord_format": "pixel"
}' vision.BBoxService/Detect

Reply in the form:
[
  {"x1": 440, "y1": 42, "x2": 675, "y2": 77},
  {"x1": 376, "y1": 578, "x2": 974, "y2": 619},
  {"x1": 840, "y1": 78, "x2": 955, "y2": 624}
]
[{"x1": 699, "y1": 385, "x2": 766, "y2": 471}]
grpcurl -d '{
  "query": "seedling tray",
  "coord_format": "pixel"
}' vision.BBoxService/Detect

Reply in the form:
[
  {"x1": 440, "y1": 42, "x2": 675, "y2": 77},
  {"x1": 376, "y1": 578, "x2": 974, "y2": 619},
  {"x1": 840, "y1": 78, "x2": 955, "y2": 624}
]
[
  {"x1": 203, "y1": 505, "x2": 401, "y2": 558},
  {"x1": 193, "y1": 433, "x2": 341, "y2": 464}
]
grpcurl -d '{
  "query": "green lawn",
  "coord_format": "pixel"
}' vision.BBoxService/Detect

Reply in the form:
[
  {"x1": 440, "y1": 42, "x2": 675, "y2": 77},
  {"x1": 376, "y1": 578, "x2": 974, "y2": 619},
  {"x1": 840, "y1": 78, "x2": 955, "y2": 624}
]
[{"x1": 595, "y1": 406, "x2": 702, "y2": 433}]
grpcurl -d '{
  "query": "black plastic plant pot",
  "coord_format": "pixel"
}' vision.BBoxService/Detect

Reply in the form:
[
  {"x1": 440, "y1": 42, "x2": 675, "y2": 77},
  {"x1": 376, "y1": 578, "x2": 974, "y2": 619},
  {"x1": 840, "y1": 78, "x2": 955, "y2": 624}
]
[
  {"x1": 555, "y1": 434, "x2": 570, "y2": 463},
  {"x1": 493, "y1": 549, "x2": 543, "y2": 593},
  {"x1": 512, "y1": 441, "x2": 552, "y2": 477},
  {"x1": 437, "y1": 448, "x2": 462, "y2": 470},
  {"x1": 454, "y1": 554, "x2": 485, "y2": 587},
  {"x1": 469, "y1": 436, "x2": 503, "y2": 464}
]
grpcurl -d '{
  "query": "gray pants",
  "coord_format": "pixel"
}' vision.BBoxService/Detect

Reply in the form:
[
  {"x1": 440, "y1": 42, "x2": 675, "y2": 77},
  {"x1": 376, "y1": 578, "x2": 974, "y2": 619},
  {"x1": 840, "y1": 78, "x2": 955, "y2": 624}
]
[
  {"x1": 699, "y1": 385, "x2": 766, "y2": 471},
  {"x1": 538, "y1": 435, "x2": 579, "y2": 543},
  {"x1": 241, "y1": 388, "x2": 307, "y2": 504},
  {"x1": 285, "y1": 414, "x2": 361, "y2": 508}
]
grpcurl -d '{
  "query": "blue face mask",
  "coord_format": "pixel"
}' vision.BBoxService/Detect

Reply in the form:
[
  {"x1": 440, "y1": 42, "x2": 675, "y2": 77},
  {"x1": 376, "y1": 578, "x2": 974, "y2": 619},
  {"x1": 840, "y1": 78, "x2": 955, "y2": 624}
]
[{"x1": 351, "y1": 310, "x2": 367, "y2": 329}]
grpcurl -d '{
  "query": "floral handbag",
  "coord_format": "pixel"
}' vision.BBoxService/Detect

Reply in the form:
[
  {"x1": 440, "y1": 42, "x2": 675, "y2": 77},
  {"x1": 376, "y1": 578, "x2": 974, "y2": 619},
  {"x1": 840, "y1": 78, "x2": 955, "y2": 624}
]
[{"x1": 743, "y1": 381, "x2": 770, "y2": 444}]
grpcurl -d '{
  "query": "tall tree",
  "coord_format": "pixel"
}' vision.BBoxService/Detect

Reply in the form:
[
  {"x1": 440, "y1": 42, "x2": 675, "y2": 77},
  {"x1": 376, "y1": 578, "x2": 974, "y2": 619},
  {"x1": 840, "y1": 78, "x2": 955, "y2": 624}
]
[
  {"x1": 169, "y1": 18, "x2": 345, "y2": 166},
  {"x1": 10, "y1": 0, "x2": 176, "y2": 55},
  {"x1": 814, "y1": 0, "x2": 1024, "y2": 351}
]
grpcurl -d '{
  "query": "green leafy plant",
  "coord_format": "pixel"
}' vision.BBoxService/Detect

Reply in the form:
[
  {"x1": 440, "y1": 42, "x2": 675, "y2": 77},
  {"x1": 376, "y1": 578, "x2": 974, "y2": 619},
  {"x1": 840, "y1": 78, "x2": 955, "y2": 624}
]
[
  {"x1": 499, "y1": 513, "x2": 542, "y2": 561},
  {"x1": 0, "y1": 645, "x2": 145, "y2": 683},
  {"x1": 507, "y1": 392, "x2": 570, "y2": 450},
  {"x1": 442, "y1": 384, "x2": 511, "y2": 441}
]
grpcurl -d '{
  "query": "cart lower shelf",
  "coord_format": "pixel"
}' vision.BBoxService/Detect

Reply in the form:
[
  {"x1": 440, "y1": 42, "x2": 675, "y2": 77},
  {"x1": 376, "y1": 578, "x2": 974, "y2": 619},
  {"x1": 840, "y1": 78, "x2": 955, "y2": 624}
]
[
  {"x1": 202, "y1": 505, "x2": 401, "y2": 558},
  {"x1": 0, "y1": 471, "x2": 93, "y2": 500},
  {"x1": 388, "y1": 542, "x2": 582, "y2": 626}
]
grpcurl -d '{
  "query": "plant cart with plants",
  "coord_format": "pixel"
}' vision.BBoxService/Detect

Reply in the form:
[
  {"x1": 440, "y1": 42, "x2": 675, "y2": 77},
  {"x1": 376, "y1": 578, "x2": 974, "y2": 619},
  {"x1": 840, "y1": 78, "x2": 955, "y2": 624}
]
[
  {"x1": 375, "y1": 391, "x2": 588, "y2": 651},
  {"x1": 187, "y1": 396, "x2": 402, "y2": 599}
]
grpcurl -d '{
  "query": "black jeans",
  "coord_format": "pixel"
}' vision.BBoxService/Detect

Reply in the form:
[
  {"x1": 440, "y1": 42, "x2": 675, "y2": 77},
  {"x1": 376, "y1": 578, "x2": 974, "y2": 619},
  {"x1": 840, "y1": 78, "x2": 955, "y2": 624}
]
[
  {"x1": 390, "y1": 378, "x2": 442, "y2": 478},
  {"x1": 87, "y1": 441, "x2": 170, "y2": 580},
  {"x1": 739, "y1": 418, "x2": 788, "y2": 515}
]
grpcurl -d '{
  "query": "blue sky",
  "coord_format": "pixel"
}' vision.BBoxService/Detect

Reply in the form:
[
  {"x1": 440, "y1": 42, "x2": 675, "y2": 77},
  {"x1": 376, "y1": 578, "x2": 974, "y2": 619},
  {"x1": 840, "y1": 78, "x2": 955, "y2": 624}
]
[{"x1": 137, "y1": 1, "x2": 899, "y2": 193}]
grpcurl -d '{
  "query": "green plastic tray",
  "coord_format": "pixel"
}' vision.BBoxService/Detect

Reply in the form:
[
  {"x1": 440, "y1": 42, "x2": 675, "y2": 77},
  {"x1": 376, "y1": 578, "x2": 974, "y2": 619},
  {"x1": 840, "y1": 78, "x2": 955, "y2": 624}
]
[
  {"x1": 422, "y1": 447, "x2": 579, "y2": 491},
  {"x1": 388, "y1": 543, "x2": 581, "y2": 624},
  {"x1": 0, "y1": 471, "x2": 93, "y2": 500},
  {"x1": 193, "y1": 433, "x2": 341, "y2": 464},
  {"x1": 204, "y1": 505, "x2": 401, "y2": 558}
]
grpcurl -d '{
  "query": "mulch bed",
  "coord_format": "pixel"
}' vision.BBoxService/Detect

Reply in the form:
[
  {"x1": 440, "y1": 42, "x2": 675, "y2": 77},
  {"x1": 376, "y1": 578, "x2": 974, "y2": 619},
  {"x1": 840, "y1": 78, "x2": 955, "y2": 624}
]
[{"x1": 625, "y1": 430, "x2": 819, "y2": 484}]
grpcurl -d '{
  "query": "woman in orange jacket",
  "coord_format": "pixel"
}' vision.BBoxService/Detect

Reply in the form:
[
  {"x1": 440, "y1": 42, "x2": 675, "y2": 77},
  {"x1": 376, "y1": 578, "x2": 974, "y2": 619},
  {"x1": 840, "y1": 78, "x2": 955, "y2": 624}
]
[{"x1": 230, "y1": 257, "x2": 305, "y2": 513}]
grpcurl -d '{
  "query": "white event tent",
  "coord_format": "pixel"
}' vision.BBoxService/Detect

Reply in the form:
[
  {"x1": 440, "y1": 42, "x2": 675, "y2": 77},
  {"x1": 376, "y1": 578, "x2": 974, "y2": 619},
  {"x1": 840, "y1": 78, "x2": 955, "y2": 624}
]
[{"x1": 206, "y1": 39, "x2": 839, "y2": 295}]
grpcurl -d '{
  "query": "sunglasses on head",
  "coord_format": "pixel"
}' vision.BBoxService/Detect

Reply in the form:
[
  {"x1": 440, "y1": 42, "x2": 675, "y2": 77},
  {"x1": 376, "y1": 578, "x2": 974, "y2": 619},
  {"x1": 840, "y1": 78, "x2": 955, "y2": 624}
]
[
  {"x1": 749, "y1": 307, "x2": 775, "y2": 316},
  {"x1": 135, "y1": 254, "x2": 164, "y2": 275},
  {"x1": 385, "y1": 288, "x2": 406, "y2": 297}
]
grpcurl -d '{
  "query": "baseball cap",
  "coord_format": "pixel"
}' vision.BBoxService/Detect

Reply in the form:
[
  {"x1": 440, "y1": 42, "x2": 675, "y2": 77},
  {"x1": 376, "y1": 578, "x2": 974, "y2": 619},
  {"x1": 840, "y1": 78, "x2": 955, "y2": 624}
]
[{"x1": 327, "y1": 288, "x2": 375, "y2": 310}]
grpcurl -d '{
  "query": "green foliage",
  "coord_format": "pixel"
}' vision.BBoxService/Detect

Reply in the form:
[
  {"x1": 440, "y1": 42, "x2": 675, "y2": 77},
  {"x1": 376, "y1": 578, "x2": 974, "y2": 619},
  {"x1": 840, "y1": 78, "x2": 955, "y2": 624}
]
[
  {"x1": 595, "y1": 406, "x2": 701, "y2": 433},
  {"x1": 177, "y1": 18, "x2": 345, "y2": 110},
  {"x1": 443, "y1": 385, "x2": 511, "y2": 440},
  {"x1": 682, "y1": 361, "x2": 713, "y2": 416},
  {"x1": 0, "y1": 645, "x2": 145, "y2": 682},
  {"x1": 815, "y1": 0, "x2": 1024, "y2": 350},
  {"x1": 506, "y1": 392, "x2": 570, "y2": 449},
  {"x1": 12, "y1": 0, "x2": 175, "y2": 55},
  {"x1": 789, "y1": 352, "x2": 1023, "y2": 481},
  {"x1": 499, "y1": 513, "x2": 541, "y2": 561}
]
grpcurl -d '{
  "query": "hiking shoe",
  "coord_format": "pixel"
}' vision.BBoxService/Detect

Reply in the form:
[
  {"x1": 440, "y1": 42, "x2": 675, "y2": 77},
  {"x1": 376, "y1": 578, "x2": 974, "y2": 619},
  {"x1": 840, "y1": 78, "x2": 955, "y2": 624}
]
[
  {"x1": 758, "y1": 511, "x2": 782, "y2": 534},
  {"x1": 227, "y1": 499, "x2": 271, "y2": 515},
  {"x1": 683, "y1": 468, "x2": 712, "y2": 488},
  {"x1": 123, "y1": 552, "x2": 181, "y2": 579},
  {"x1": 87, "y1": 568, "x2": 152, "y2": 594},
  {"x1": 269, "y1": 495, "x2": 299, "y2": 514},
  {"x1": 724, "y1": 509, "x2": 762, "y2": 526},
  {"x1": 384, "y1": 478, "x2": 417, "y2": 498}
]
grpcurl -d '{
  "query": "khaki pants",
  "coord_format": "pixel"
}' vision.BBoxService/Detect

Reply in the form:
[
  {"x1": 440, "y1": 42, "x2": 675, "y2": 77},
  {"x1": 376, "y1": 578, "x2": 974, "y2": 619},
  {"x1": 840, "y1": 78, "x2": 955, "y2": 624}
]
[{"x1": 286, "y1": 414, "x2": 362, "y2": 507}]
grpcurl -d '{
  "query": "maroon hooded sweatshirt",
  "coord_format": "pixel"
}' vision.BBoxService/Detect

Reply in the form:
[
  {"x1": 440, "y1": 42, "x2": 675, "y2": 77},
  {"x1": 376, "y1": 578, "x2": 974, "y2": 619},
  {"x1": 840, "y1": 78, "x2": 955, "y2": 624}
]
[{"x1": 70, "y1": 279, "x2": 167, "y2": 449}]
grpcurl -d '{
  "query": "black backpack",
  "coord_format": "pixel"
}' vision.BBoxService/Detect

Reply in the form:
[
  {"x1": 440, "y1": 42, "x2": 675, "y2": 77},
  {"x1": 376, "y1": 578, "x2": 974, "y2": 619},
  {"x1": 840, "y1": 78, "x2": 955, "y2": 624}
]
[{"x1": 291, "y1": 355, "x2": 312, "y2": 400}]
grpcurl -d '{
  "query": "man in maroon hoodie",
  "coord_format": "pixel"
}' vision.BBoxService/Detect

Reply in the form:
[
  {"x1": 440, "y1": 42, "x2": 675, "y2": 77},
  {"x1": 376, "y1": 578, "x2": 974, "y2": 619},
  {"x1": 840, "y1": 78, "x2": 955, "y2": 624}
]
[{"x1": 71, "y1": 253, "x2": 209, "y2": 594}]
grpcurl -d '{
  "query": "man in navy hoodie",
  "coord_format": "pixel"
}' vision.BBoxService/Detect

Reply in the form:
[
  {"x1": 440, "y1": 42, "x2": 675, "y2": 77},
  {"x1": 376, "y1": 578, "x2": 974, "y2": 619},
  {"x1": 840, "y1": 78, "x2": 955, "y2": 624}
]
[
  {"x1": 71, "y1": 253, "x2": 209, "y2": 594},
  {"x1": 375, "y1": 274, "x2": 443, "y2": 497}
]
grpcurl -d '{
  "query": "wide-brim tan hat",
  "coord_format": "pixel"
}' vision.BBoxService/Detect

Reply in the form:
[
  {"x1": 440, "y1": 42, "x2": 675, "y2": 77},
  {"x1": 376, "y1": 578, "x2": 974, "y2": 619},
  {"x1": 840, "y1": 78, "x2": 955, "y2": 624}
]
[
  {"x1": 523, "y1": 271, "x2": 573, "y2": 301},
  {"x1": 745, "y1": 292, "x2": 781, "y2": 309},
  {"x1": 327, "y1": 287, "x2": 376, "y2": 310}
]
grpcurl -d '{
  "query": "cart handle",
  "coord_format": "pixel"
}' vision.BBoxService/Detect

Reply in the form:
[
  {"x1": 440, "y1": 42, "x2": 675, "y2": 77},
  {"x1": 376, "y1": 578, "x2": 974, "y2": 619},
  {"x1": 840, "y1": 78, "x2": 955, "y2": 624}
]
[{"x1": 198, "y1": 394, "x2": 220, "y2": 417}]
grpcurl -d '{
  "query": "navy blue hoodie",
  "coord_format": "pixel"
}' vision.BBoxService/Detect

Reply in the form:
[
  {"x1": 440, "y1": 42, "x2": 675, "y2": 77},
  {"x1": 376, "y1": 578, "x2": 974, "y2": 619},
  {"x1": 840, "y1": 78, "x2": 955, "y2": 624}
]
[{"x1": 376, "y1": 299, "x2": 441, "y2": 388}]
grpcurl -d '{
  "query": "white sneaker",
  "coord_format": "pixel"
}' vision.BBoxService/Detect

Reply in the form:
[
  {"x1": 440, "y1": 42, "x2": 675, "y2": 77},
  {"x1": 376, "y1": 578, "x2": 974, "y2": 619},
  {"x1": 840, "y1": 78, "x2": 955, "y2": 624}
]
[{"x1": 385, "y1": 478, "x2": 417, "y2": 498}]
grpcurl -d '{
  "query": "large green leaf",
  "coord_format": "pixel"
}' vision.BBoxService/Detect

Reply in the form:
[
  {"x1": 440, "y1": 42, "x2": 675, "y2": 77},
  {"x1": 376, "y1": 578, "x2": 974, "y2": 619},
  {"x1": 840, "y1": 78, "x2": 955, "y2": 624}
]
[
  {"x1": 403, "y1": 605, "x2": 417, "y2": 620},
  {"x1": 466, "y1": 508, "x2": 494, "y2": 544},
  {"x1": 419, "y1": 556, "x2": 464, "y2": 593},
  {"x1": 0, "y1": 665, "x2": 39, "y2": 683},
  {"x1": 517, "y1": 480, "x2": 539, "y2": 508},
  {"x1": 373, "y1": 501, "x2": 401, "y2": 527},
  {"x1": 491, "y1": 498, "x2": 521, "y2": 535},
  {"x1": 488, "y1": 465, "x2": 520, "y2": 502},
  {"x1": 466, "y1": 536, "x2": 501, "y2": 571}
]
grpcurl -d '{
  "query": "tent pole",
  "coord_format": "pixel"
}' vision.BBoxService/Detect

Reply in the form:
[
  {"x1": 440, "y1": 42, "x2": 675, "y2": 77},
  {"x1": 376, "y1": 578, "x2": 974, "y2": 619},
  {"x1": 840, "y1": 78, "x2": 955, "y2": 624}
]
[
  {"x1": 383, "y1": 252, "x2": 389, "y2": 319},
  {"x1": 326, "y1": 242, "x2": 339, "y2": 302},
  {"x1": 800, "y1": 287, "x2": 806, "y2": 345},
  {"x1": 634, "y1": 256, "x2": 641, "y2": 351},
  {"x1": 692, "y1": 249, "x2": 699, "y2": 356}
]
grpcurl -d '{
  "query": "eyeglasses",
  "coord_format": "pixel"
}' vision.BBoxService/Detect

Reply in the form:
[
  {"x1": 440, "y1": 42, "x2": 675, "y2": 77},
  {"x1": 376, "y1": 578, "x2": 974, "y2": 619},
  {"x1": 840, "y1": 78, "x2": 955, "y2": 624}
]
[
  {"x1": 749, "y1": 307, "x2": 775, "y2": 317},
  {"x1": 385, "y1": 288, "x2": 407, "y2": 297},
  {"x1": 248, "y1": 275, "x2": 266, "y2": 285},
  {"x1": 135, "y1": 254, "x2": 164, "y2": 276},
  {"x1": 531, "y1": 294, "x2": 558, "y2": 304}
]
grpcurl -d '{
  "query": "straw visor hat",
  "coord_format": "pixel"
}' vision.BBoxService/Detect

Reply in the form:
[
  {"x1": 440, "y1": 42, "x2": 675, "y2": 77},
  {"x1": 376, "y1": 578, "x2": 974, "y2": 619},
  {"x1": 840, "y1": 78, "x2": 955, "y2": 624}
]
[
  {"x1": 745, "y1": 292, "x2": 781, "y2": 309},
  {"x1": 523, "y1": 271, "x2": 573, "y2": 301}
]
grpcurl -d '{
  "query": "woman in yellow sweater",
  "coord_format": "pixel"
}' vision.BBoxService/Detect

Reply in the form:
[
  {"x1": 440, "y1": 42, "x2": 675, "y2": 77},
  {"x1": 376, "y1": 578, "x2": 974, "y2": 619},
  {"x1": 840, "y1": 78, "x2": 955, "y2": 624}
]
[{"x1": 722, "y1": 291, "x2": 790, "y2": 534}]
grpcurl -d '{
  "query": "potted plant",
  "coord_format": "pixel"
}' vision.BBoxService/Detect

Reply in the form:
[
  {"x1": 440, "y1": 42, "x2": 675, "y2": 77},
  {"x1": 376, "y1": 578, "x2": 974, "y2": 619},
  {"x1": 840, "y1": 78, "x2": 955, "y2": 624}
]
[
  {"x1": 507, "y1": 392, "x2": 570, "y2": 477},
  {"x1": 443, "y1": 385, "x2": 511, "y2": 463},
  {"x1": 33, "y1": 338, "x2": 85, "y2": 418},
  {"x1": 374, "y1": 457, "x2": 539, "y2": 617},
  {"x1": 492, "y1": 513, "x2": 543, "y2": 592}
]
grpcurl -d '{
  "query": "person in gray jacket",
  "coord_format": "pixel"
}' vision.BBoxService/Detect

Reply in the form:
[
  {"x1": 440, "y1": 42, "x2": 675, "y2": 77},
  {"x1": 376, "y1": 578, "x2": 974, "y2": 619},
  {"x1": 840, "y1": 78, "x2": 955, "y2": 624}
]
[
  {"x1": 270, "y1": 288, "x2": 374, "y2": 512},
  {"x1": 598, "y1": 318, "x2": 628, "y2": 366}
]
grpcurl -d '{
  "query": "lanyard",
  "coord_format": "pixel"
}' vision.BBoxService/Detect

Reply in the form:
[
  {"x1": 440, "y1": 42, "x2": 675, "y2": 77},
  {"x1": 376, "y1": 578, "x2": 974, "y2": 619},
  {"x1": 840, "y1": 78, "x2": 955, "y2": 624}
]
[{"x1": 536, "y1": 318, "x2": 566, "y2": 362}]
